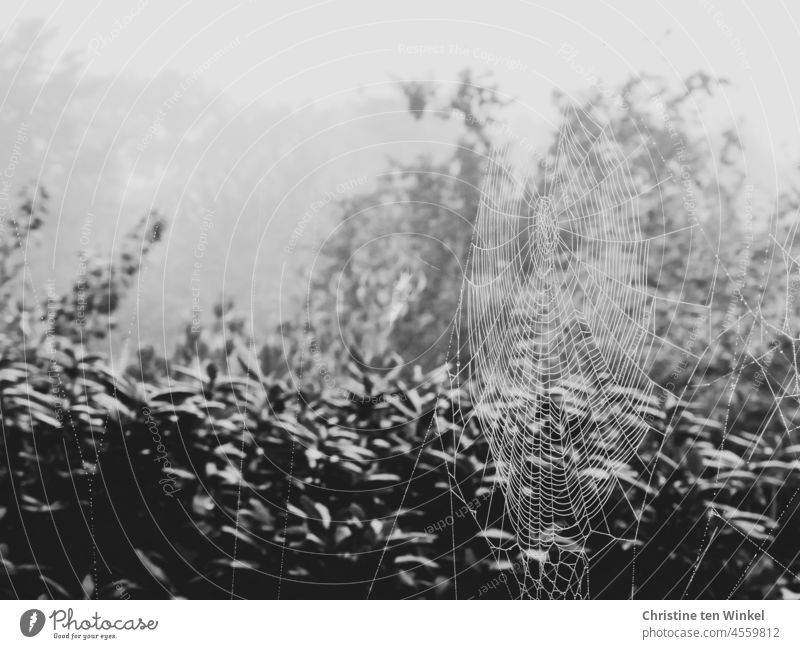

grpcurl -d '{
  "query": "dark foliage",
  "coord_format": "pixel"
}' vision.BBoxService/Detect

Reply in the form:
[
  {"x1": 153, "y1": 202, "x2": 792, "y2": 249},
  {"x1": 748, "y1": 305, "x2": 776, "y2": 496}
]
[{"x1": 1, "y1": 348, "x2": 799, "y2": 599}]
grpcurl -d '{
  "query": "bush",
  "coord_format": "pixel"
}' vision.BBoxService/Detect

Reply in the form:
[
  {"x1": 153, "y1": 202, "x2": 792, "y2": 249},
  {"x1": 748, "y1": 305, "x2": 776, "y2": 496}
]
[{"x1": 1, "y1": 346, "x2": 799, "y2": 599}]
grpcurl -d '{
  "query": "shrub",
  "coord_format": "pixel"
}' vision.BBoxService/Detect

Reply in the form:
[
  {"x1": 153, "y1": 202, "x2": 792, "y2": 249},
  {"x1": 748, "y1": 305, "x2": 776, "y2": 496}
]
[{"x1": 1, "y1": 347, "x2": 799, "y2": 599}]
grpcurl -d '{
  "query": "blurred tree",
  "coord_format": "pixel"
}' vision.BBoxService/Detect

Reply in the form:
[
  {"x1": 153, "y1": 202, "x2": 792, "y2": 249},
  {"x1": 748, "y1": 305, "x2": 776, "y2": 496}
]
[
  {"x1": 0, "y1": 184, "x2": 165, "y2": 366},
  {"x1": 308, "y1": 68, "x2": 800, "y2": 415},
  {"x1": 308, "y1": 70, "x2": 505, "y2": 371}
]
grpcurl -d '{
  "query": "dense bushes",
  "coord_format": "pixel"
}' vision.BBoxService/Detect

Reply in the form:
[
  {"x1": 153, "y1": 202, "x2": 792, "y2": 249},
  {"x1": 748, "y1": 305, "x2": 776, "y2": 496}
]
[
  {"x1": 2, "y1": 346, "x2": 799, "y2": 599},
  {"x1": 0, "y1": 351, "x2": 499, "y2": 598}
]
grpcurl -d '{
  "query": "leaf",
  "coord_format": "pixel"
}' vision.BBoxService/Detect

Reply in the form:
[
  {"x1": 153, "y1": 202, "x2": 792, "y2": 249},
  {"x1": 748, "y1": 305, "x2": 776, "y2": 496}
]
[
  {"x1": 781, "y1": 588, "x2": 800, "y2": 600},
  {"x1": 287, "y1": 503, "x2": 307, "y2": 520},
  {"x1": 405, "y1": 389, "x2": 424, "y2": 413},
  {"x1": 477, "y1": 529, "x2": 515, "y2": 542},
  {"x1": 313, "y1": 502, "x2": 331, "y2": 530},
  {"x1": 334, "y1": 526, "x2": 352, "y2": 546},
  {"x1": 81, "y1": 574, "x2": 94, "y2": 599},
  {"x1": 221, "y1": 526, "x2": 262, "y2": 550},
  {"x1": 135, "y1": 550, "x2": 170, "y2": 585},
  {"x1": 394, "y1": 555, "x2": 440, "y2": 570},
  {"x1": 365, "y1": 473, "x2": 401, "y2": 485},
  {"x1": 348, "y1": 503, "x2": 366, "y2": 520}
]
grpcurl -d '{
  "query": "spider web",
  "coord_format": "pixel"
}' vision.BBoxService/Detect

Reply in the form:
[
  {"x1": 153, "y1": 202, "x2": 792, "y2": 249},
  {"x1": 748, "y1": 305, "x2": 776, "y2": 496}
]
[
  {"x1": 362, "y1": 100, "x2": 800, "y2": 601},
  {"x1": 447, "y1": 106, "x2": 658, "y2": 599}
]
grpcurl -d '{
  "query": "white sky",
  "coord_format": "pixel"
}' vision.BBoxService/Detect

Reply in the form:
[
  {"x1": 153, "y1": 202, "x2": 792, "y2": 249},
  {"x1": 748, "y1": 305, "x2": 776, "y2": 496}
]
[{"x1": 3, "y1": 0, "x2": 799, "y2": 167}]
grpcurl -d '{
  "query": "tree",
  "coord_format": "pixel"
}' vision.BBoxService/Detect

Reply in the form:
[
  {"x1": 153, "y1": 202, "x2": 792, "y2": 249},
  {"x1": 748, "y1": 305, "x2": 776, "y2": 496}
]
[{"x1": 307, "y1": 70, "x2": 505, "y2": 372}]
